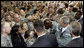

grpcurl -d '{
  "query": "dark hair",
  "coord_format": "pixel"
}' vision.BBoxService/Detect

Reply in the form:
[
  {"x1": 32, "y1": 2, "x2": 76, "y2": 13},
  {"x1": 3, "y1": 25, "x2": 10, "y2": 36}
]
[
  {"x1": 20, "y1": 7, "x2": 25, "y2": 11},
  {"x1": 33, "y1": 9, "x2": 38, "y2": 14},
  {"x1": 69, "y1": 5, "x2": 73, "y2": 7},
  {"x1": 34, "y1": 32, "x2": 38, "y2": 38},
  {"x1": 65, "y1": 3, "x2": 68, "y2": 8},
  {"x1": 24, "y1": 30, "x2": 38, "y2": 39},
  {"x1": 78, "y1": 10, "x2": 82, "y2": 15},
  {"x1": 33, "y1": 20, "x2": 44, "y2": 33},
  {"x1": 44, "y1": 19, "x2": 52, "y2": 29},
  {"x1": 72, "y1": 7, "x2": 78, "y2": 12},
  {"x1": 10, "y1": 25, "x2": 19, "y2": 35},
  {"x1": 75, "y1": 10, "x2": 82, "y2": 20},
  {"x1": 24, "y1": 30, "x2": 31, "y2": 39},
  {"x1": 11, "y1": 24, "x2": 27, "y2": 47},
  {"x1": 3, "y1": 7, "x2": 7, "y2": 12},
  {"x1": 57, "y1": 8, "x2": 65, "y2": 14}
]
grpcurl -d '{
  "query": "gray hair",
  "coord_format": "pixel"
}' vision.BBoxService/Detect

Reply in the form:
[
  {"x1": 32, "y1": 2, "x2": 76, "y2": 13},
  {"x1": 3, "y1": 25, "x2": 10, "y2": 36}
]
[
  {"x1": 60, "y1": 16, "x2": 70, "y2": 24},
  {"x1": 70, "y1": 21, "x2": 82, "y2": 36}
]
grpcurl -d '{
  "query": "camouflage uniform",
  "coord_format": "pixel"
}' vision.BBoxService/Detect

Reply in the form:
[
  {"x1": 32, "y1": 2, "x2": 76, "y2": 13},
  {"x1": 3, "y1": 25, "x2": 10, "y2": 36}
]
[
  {"x1": 1, "y1": 34, "x2": 13, "y2": 47},
  {"x1": 63, "y1": 10, "x2": 75, "y2": 17}
]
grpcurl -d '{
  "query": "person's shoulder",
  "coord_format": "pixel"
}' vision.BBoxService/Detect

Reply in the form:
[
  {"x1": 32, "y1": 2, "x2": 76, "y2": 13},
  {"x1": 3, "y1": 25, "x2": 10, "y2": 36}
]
[
  {"x1": 46, "y1": 34, "x2": 56, "y2": 38},
  {"x1": 1, "y1": 34, "x2": 6, "y2": 40},
  {"x1": 71, "y1": 37, "x2": 83, "y2": 43},
  {"x1": 76, "y1": 37, "x2": 83, "y2": 41},
  {"x1": 66, "y1": 37, "x2": 83, "y2": 47}
]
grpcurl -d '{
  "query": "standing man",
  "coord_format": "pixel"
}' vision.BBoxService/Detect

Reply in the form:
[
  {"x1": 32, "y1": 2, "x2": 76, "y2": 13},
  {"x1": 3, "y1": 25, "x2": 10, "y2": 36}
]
[
  {"x1": 55, "y1": 16, "x2": 72, "y2": 47},
  {"x1": 31, "y1": 20, "x2": 58, "y2": 47}
]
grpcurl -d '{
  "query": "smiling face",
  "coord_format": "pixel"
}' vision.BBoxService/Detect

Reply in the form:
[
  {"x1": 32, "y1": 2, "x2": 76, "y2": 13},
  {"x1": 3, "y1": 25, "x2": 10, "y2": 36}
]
[{"x1": 59, "y1": 19, "x2": 67, "y2": 28}]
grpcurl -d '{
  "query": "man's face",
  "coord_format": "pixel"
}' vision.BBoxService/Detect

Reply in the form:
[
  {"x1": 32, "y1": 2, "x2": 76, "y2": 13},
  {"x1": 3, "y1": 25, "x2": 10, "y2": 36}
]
[
  {"x1": 1, "y1": 9, "x2": 4, "y2": 16},
  {"x1": 60, "y1": 20, "x2": 63, "y2": 27},
  {"x1": 15, "y1": 7, "x2": 18, "y2": 13},
  {"x1": 14, "y1": 15, "x2": 20, "y2": 22},
  {"x1": 75, "y1": 12, "x2": 81, "y2": 20},
  {"x1": 20, "y1": 10, "x2": 25, "y2": 16},
  {"x1": 5, "y1": 23, "x2": 11, "y2": 34},
  {"x1": 59, "y1": 20, "x2": 67, "y2": 27},
  {"x1": 6, "y1": 15, "x2": 11, "y2": 21},
  {"x1": 68, "y1": 7, "x2": 73, "y2": 11},
  {"x1": 9, "y1": 11, "x2": 14, "y2": 17}
]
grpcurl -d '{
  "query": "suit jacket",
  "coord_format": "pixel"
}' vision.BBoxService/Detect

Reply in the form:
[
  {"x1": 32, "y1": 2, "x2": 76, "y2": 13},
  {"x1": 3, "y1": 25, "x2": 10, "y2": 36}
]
[
  {"x1": 66, "y1": 37, "x2": 83, "y2": 47},
  {"x1": 55, "y1": 24, "x2": 72, "y2": 47},
  {"x1": 31, "y1": 34, "x2": 58, "y2": 47},
  {"x1": 11, "y1": 34, "x2": 27, "y2": 47}
]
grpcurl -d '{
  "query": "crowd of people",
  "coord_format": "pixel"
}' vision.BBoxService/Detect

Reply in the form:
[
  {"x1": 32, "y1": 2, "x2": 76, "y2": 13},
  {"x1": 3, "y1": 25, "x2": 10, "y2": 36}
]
[{"x1": 1, "y1": 1, "x2": 83, "y2": 47}]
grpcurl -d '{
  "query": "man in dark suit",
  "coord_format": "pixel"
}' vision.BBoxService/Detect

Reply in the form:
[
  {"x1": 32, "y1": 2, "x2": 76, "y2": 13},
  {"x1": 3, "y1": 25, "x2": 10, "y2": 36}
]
[
  {"x1": 31, "y1": 20, "x2": 58, "y2": 47},
  {"x1": 66, "y1": 21, "x2": 83, "y2": 47}
]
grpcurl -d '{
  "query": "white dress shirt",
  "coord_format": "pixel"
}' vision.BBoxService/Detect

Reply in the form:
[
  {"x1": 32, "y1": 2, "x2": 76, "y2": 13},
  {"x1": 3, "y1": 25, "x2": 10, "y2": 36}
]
[
  {"x1": 38, "y1": 33, "x2": 46, "y2": 38},
  {"x1": 72, "y1": 36, "x2": 80, "y2": 40},
  {"x1": 62, "y1": 25, "x2": 69, "y2": 32}
]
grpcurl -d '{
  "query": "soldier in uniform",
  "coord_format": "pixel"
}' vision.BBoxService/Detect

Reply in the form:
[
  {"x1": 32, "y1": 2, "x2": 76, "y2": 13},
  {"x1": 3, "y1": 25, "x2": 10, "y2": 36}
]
[{"x1": 1, "y1": 22, "x2": 13, "y2": 47}]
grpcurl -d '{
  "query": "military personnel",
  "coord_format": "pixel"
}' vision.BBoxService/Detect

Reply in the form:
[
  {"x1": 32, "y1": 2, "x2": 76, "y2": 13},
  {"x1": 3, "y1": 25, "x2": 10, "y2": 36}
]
[
  {"x1": 55, "y1": 8, "x2": 65, "y2": 23},
  {"x1": 1, "y1": 22, "x2": 13, "y2": 47},
  {"x1": 13, "y1": 13, "x2": 21, "y2": 25},
  {"x1": 63, "y1": 5, "x2": 75, "y2": 17}
]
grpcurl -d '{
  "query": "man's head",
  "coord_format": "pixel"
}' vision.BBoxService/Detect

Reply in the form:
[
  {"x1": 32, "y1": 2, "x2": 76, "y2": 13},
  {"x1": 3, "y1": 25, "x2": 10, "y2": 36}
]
[
  {"x1": 14, "y1": 7, "x2": 19, "y2": 13},
  {"x1": 68, "y1": 5, "x2": 73, "y2": 12},
  {"x1": 70, "y1": 21, "x2": 82, "y2": 37},
  {"x1": 9, "y1": 11, "x2": 14, "y2": 18},
  {"x1": 44, "y1": 19, "x2": 52, "y2": 29},
  {"x1": 75, "y1": 10, "x2": 82, "y2": 20},
  {"x1": 59, "y1": 16, "x2": 70, "y2": 27},
  {"x1": 6, "y1": 14, "x2": 12, "y2": 22},
  {"x1": 57, "y1": 8, "x2": 65, "y2": 14},
  {"x1": 20, "y1": 9, "x2": 25, "y2": 17},
  {"x1": 1, "y1": 22, "x2": 11, "y2": 34},
  {"x1": 14, "y1": 13, "x2": 20, "y2": 22},
  {"x1": 1, "y1": 9, "x2": 4, "y2": 16},
  {"x1": 33, "y1": 20, "x2": 45, "y2": 35}
]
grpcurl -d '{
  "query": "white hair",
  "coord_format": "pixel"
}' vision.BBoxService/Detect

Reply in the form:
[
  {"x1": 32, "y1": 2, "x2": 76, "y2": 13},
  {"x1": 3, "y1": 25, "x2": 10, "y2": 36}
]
[
  {"x1": 1, "y1": 22, "x2": 11, "y2": 33},
  {"x1": 60, "y1": 16, "x2": 70, "y2": 24}
]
